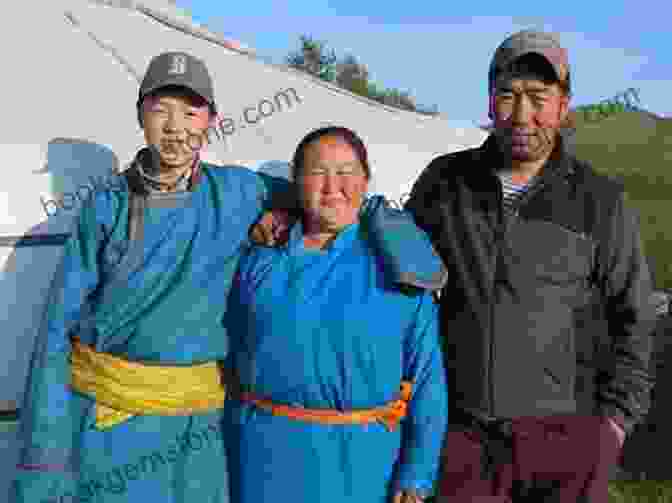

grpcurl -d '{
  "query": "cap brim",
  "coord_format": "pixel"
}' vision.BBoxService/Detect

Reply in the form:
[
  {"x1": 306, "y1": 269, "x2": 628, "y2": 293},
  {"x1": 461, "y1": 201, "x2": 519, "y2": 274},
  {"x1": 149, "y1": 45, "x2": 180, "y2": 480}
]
[
  {"x1": 521, "y1": 48, "x2": 568, "y2": 81},
  {"x1": 141, "y1": 78, "x2": 215, "y2": 108},
  {"x1": 495, "y1": 49, "x2": 568, "y2": 83}
]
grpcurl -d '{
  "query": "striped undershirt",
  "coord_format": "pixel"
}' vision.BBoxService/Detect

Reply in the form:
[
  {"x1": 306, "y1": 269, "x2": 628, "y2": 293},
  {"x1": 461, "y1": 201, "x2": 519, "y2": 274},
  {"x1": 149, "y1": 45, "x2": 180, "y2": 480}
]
[{"x1": 497, "y1": 170, "x2": 538, "y2": 214}]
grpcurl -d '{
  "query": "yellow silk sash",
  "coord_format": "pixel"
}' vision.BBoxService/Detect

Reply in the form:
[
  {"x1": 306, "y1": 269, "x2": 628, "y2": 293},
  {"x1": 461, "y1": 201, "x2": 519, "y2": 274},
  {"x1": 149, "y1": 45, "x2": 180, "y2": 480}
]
[{"x1": 70, "y1": 338, "x2": 226, "y2": 430}]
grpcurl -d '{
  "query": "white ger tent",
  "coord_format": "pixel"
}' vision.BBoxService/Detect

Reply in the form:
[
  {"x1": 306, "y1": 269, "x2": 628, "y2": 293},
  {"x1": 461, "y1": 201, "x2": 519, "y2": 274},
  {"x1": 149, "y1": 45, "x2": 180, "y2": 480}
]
[{"x1": 0, "y1": 0, "x2": 487, "y2": 494}]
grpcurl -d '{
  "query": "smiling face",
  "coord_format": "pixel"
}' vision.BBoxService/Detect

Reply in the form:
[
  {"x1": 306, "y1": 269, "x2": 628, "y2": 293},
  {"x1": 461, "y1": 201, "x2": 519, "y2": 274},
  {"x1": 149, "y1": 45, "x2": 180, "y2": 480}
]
[
  {"x1": 297, "y1": 135, "x2": 369, "y2": 233},
  {"x1": 140, "y1": 87, "x2": 212, "y2": 173},
  {"x1": 491, "y1": 57, "x2": 569, "y2": 163}
]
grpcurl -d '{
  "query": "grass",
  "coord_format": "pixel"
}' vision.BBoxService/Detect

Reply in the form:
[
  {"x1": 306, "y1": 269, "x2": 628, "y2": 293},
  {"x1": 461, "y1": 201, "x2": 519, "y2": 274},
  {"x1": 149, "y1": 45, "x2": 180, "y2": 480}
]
[
  {"x1": 608, "y1": 481, "x2": 672, "y2": 502},
  {"x1": 572, "y1": 109, "x2": 672, "y2": 289}
]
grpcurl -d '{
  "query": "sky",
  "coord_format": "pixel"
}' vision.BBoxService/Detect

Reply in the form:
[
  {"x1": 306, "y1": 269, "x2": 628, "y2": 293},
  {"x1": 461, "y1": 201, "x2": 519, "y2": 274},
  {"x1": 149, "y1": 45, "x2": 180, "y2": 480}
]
[{"x1": 175, "y1": 0, "x2": 670, "y2": 126}]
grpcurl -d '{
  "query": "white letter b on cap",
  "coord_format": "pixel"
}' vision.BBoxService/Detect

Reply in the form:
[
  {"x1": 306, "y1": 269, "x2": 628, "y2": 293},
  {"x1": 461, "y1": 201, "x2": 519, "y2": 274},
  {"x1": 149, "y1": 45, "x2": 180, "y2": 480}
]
[{"x1": 168, "y1": 55, "x2": 187, "y2": 75}]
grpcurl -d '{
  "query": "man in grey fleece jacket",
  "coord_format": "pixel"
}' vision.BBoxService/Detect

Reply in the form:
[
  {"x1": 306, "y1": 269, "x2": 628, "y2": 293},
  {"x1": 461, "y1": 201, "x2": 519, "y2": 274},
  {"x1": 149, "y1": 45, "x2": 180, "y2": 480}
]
[{"x1": 403, "y1": 30, "x2": 656, "y2": 502}]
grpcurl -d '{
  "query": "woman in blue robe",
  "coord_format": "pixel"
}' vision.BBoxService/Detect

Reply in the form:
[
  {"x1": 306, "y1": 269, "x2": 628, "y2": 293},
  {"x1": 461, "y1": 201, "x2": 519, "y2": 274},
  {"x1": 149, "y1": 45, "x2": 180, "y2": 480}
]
[{"x1": 225, "y1": 127, "x2": 448, "y2": 503}]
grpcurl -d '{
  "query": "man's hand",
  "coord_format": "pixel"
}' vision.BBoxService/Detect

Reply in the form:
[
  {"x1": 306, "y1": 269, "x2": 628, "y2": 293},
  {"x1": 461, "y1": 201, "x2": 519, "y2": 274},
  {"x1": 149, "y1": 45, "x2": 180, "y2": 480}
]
[
  {"x1": 392, "y1": 490, "x2": 424, "y2": 503},
  {"x1": 608, "y1": 417, "x2": 626, "y2": 447},
  {"x1": 249, "y1": 209, "x2": 294, "y2": 246}
]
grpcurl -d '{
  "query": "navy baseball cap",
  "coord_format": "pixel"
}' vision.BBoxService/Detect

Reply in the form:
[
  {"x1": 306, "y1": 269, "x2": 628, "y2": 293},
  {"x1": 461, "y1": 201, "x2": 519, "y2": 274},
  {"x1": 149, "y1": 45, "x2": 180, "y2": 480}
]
[{"x1": 137, "y1": 52, "x2": 217, "y2": 115}]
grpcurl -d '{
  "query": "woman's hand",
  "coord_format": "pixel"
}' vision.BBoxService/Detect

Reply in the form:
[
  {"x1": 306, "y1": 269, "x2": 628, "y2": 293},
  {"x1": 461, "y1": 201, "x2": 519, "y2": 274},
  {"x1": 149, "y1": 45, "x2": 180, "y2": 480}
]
[{"x1": 392, "y1": 490, "x2": 424, "y2": 503}]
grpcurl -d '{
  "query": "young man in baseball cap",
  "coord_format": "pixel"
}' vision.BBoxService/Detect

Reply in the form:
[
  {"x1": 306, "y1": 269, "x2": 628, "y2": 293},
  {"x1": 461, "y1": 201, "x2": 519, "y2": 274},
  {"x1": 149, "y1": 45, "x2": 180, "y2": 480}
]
[
  {"x1": 134, "y1": 51, "x2": 218, "y2": 190},
  {"x1": 12, "y1": 51, "x2": 293, "y2": 503}
]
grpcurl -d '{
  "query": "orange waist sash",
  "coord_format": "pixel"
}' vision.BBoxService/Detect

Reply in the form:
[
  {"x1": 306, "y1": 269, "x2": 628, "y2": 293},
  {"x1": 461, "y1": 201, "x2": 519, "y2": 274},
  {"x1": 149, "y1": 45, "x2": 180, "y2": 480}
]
[{"x1": 238, "y1": 381, "x2": 412, "y2": 432}]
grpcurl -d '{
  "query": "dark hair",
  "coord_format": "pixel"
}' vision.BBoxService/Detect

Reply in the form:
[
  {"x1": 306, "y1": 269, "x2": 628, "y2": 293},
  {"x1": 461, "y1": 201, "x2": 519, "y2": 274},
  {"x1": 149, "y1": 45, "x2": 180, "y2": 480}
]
[
  {"x1": 491, "y1": 53, "x2": 572, "y2": 97},
  {"x1": 291, "y1": 126, "x2": 371, "y2": 180}
]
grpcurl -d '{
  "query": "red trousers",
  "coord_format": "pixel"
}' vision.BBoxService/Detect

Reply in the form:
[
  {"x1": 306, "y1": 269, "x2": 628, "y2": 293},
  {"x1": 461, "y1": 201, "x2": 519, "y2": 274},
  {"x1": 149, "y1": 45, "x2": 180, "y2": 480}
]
[{"x1": 437, "y1": 415, "x2": 623, "y2": 503}]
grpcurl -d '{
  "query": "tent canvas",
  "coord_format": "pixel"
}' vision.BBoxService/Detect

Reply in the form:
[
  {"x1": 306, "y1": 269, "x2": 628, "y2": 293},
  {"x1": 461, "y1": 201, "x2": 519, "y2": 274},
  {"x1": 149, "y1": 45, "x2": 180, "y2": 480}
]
[{"x1": 0, "y1": 0, "x2": 487, "y2": 497}]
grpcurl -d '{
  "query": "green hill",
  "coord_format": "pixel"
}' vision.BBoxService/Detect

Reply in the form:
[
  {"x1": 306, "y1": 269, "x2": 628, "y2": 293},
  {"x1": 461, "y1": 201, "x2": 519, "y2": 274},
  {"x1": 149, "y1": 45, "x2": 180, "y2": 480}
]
[{"x1": 570, "y1": 109, "x2": 672, "y2": 289}]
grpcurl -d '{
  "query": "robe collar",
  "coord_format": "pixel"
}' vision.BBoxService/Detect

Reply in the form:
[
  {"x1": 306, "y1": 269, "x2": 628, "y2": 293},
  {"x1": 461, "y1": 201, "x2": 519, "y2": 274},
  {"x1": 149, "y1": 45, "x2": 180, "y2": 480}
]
[{"x1": 287, "y1": 217, "x2": 361, "y2": 254}]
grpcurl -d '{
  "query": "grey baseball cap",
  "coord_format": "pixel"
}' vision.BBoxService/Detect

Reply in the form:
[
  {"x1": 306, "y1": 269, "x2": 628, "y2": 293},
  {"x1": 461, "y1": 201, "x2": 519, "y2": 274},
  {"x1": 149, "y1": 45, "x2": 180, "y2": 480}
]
[
  {"x1": 137, "y1": 51, "x2": 217, "y2": 115},
  {"x1": 489, "y1": 30, "x2": 570, "y2": 92}
]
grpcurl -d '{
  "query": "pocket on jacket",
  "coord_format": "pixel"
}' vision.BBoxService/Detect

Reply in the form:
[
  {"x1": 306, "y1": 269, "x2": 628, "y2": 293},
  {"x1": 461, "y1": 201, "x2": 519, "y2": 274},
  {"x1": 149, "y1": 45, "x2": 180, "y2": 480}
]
[
  {"x1": 530, "y1": 223, "x2": 593, "y2": 274},
  {"x1": 520, "y1": 220, "x2": 596, "y2": 308}
]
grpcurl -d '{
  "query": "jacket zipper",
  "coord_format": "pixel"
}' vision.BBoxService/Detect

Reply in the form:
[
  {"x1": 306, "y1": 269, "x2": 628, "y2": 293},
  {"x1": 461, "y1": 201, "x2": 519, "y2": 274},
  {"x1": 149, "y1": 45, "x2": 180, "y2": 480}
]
[
  {"x1": 491, "y1": 166, "x2": 552, "y2": 416},
  {"x1": 489, "y1": 161, "x2": 565, "y2": 416}
]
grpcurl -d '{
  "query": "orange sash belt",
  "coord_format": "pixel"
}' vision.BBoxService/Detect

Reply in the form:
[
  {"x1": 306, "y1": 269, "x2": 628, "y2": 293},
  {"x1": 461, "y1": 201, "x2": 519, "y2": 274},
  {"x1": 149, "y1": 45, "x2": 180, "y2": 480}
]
[{"x1": 239, "y1": 381, "x2": 413, "y2": 432}]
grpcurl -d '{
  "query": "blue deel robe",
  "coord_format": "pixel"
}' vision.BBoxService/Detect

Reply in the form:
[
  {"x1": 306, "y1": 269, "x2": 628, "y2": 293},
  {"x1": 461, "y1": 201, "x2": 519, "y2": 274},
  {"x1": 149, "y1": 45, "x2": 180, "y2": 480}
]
[
  {"x1": 224, "y1": 219, "x2": 448, "y2": 503},
  {"x1": 12, "y1": 164, "x2": 289, "y2": 503}
]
